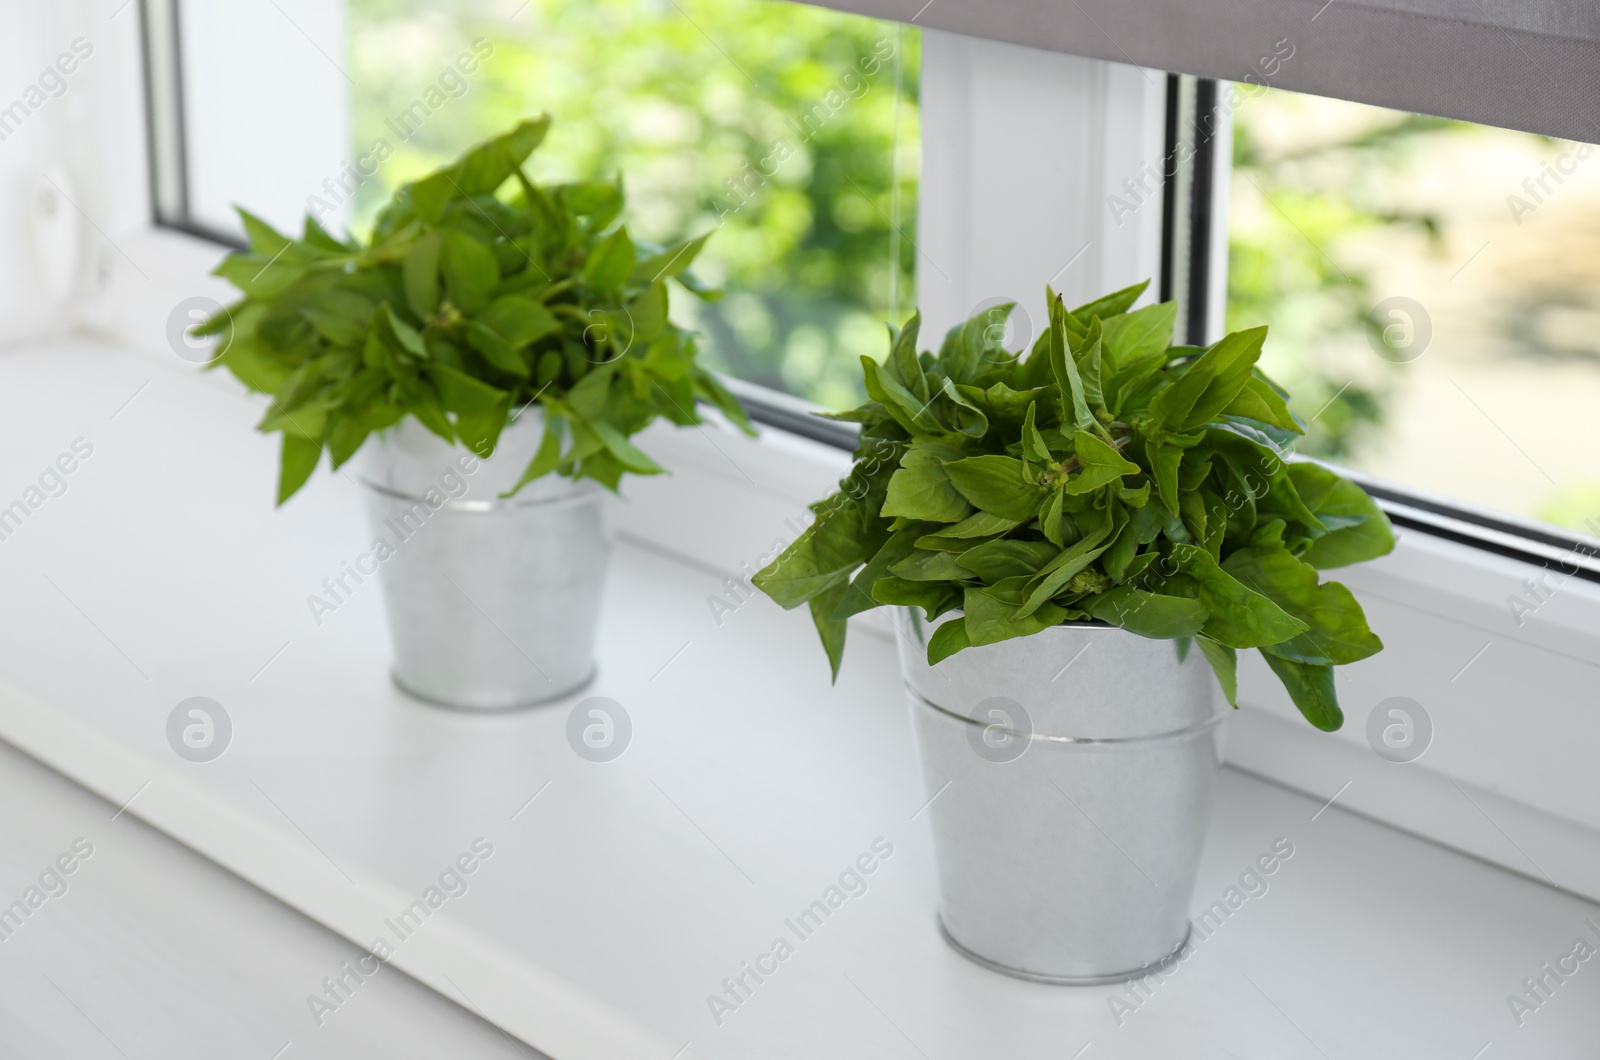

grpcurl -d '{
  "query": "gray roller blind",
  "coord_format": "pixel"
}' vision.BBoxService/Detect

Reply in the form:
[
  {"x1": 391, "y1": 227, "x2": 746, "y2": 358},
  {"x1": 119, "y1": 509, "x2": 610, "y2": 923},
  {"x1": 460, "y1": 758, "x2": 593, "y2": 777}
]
[{"x1": 806, "y1": 0, "x2": 1600, "y2": 141}]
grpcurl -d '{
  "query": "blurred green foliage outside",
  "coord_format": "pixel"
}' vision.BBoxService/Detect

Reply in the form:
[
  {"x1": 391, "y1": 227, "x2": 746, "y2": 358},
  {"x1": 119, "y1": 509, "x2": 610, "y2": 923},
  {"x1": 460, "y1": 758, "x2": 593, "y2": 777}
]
[{"x1": 345, "y1": 0, "x2": 918, "y2": 411}]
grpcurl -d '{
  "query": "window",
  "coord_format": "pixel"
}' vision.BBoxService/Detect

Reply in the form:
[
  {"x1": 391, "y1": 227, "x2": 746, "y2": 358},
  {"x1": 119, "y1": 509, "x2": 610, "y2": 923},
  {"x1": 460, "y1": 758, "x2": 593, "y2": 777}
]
[
  {"x1": 143, "y1": 0, "x2": 1600, "y2": 576},
  {"x1": 144, "y1": 0, "x2": 918, "y2": 413},
  {"x1": 1228, "y1": 87, "x2": 1600, "y2": 542}
]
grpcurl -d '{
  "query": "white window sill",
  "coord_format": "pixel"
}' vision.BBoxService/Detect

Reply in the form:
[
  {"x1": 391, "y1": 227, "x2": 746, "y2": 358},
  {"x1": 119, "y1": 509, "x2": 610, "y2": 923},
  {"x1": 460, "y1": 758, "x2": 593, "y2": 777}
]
[{"x1": 1, "y1": 335, "x2": 1597, "y2": 1057}]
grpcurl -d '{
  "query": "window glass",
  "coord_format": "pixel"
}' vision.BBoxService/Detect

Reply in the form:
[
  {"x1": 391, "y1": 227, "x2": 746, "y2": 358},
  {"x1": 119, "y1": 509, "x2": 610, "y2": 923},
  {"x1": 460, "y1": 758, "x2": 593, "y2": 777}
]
[
  {"x1": 342, "y1": 0, "x2": 918, "y2": 410},
  {"x1": 1228, "y1": 88, "x2": 1600, "y2": 534}
]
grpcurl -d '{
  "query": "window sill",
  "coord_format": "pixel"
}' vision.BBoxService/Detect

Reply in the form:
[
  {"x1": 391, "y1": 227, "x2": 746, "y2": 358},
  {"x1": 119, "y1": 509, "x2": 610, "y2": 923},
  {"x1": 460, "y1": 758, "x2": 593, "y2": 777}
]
[{"x1": 0, "y1": 335, "x2": 1597, "y2": 1056}]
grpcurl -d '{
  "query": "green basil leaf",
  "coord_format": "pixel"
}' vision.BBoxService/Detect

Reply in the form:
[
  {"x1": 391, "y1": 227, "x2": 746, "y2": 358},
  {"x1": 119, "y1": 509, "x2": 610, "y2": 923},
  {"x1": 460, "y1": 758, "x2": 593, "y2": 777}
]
[
  {"x1": 585, "y1": 225, "x2": 636, "y2": 292},
  {"x1": 1262, "y1": 653, "x2": 1343, "y2": 731},
  {"x1": 955, "y1": 539, "x2": 1060, "y2": 580},
  {"x1": 632, "y1": 232, "x2": 710, "y2": 284},
  {"x1": 503, "y1": 413, "x2": 566, "y2": 497},
  {"x1": 1169, "y1": 542, "x2": 1307, "y2": 648},
  {"x1": 916, "y1": 510, "x2": 1022, "y2": 543},
  {"x1": 1195, "y1": 636, "x2": 1238, "y2": 707},
  {"x1": 1149, "y1": 326, "x2": 1266, "y2": 432},
  {"x1": 1288, "y1": 463, "x2": 1397, "y2": 568},
  {"x1": 890, "y1": 549, "x2": 975, "y2": 582},
  {"x1": 881, "y1": 445, "x2": 972, "y2": 522},
  {"x1": 870, "y1": 576, "x2": 962, "y2": 618},
  {"x1": 1088, "y1": 586, "x2": 1208, "y2": 639},
  {"x1": 926, "y1": 617, "x2": 972, "y2": 664},
  {"x1": 832, "y1": 528, "x2": 923, "y2": 621},
  {"x1": 810, "y1": 580, "x2": 852, "y2": 682},
  {"x1": 440, "y1": 229, "x2": 500, "y2": 314},
  {"x1": 409, "y1": 115, "x2": 551, "y2": 223},
  {"x1": 276, "y1": 433, "x2": 322, "y2": 506},
  {"x1": 1099, "y1": 300, "x2": 1175, "y2": 368},
  {"x1": 964, "y1": 578, "x2": 1068, "y2": 646},
  {"x1": 428, "y1": 362, "x2": 508, "y2": 414},
  {"x1": 1223, "y1": 546, "x2": 1383, "y2": 665},
  {"x1": 944, "y1": 455, "x2": 1044, "y2": 521},
  {"x1": 403, "y1": 230, "x2": 442, "y2": 319},
  {"x1": 1071, "y1": 280, "x2": 1148, "y2": 322},
  {"x1": 1223, "y1": 375, "x2": 1302, "y2": 433},
  {"x1": 480, "y1": 295, "x2": 560, "y2": 350}
]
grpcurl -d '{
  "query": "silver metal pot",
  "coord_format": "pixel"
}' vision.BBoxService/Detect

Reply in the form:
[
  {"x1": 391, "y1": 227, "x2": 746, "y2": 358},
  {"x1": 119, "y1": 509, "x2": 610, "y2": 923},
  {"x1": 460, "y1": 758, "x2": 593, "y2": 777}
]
[
  {"x1": 357, "y1": 414, "x2": 615, "y2": 710},
  {"x1": 896, "y1": 609, "x2": 1224, "y2": 984}
]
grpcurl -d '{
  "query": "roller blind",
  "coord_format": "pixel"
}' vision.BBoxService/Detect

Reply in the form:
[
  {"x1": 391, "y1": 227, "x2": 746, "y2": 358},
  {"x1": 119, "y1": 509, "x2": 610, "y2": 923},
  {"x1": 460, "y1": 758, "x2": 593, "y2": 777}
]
[{"x1": 805, "y1": 0, "x2": 1600, "y2": 141}]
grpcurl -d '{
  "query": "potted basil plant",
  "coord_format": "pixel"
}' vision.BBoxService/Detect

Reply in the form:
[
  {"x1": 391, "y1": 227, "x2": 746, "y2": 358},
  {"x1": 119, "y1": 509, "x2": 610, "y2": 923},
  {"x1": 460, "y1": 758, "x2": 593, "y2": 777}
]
[
  {"x1": 754, "y1": 282, "x2": 1393, "y2": 983},
  {"x1": 200, "y1": 115, "x2": 749, "y2": 709}
]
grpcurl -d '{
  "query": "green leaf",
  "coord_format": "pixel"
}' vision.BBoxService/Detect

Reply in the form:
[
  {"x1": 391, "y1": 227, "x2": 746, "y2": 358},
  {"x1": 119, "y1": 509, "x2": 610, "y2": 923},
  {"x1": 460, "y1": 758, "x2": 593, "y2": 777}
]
[
  {"x1": 881, "y1": 445, "x2": 972, "y2": 523},
  {"x1": 1089, "y1": 586, "x2": 1208, "y2": 639},
  {"x1": 1288, "y1": 463, "x2": 1397, "y2": 568},
  {"x1": 440, "y1": 230, "x2": 500, "y2": 314},
  {"x1": 585, "y1": 226, "x2": 636, "y2": 292},
  {"x1": 1021, "y1": 402, "x2": 1053, "y2": 465},
  {"x1": 943, "y1": 455, "x2": 1044, "y2": 521},
  {"x1": 1262, "y1": 653, "x2": 1343, "y2": 731},
  {"x1": 1195, "y1": 636, "x2": 1238, "y2": 707},
  {"x1": 1222, "y1": 546, "x2": 1383, "y2": 665},
  {"x1": 467, "y1": 321, "x2": 529, "y2": 376},
  {"x1": 915, "y1": 510, "x2": 1021, "y2": 545},
  {"x1": 926, "y1": 617, "x2": 972, "y2": 664},
  {"x1": 861, "y1": 355, "x2": 937, "y2": 435},
  {"x1": 886, "y1": 313, "x2": 928, "y2": 401},
  {"x1": 1099, "y1": 300, "x2": 1175, "y2": 367},
  {"x1": 1169, "y1": 543, "x2": 1307, "y2": 648},
  {"x1": 485, "y1": 295, "x2": 558, "y2": 348},
  {"x1": 1149, "y1": 327, "x2": 1267, "y2": 432},
  {"x1": 632, "y1": 232, "x2": 710, "y2": 284},
  {"x1": 276, "y1": 433, "x2": 321, "y2": 505},
  {"x1": 955, "y1": 539, "x2": 1060, "y2": 580},
  {"x1": 381, "y1": 304, "x2": 429, "y2": 359},
  {"x1": 1065, "y1": 430, "x2": 1141, "y2": 495},
  {"x1": 810, "y1": 580, "x2": 852, "y2": 681},
  {"x1": 1048, "y1": 295, "x2": 1096, "y2": 432},
  {"x1": 890, "y1": 549, "x2": 974, "y2": 582},
  {"x1": 1150, "y1": 442, "x2": 1184, "y2": 515},
  {"x1": 1071, "y1": 280, "x2": 1148, "y2": 322},
  {"x1": 870, "y1": 576, "x2": 962, "y2": 618},
  {"x1": 964, "y1": 578, "x2": 1069, "y2": 646},
  {"x1": 503, "y1": 413, "x2": 565, "y2": 497},
  {"x1": 590, "y1": 419, "x2": 664, "y2": 476},
  {"x1": 1223, "y1": 375, "x2": 1302, "y2": 433},
  {"x1": 1015, "y1": 524, "x2": 1116, "y2": 618},
  {"x1": 409, "y1": 115, "x2": 551, "y2": 222},
  {"x1": 403, "y1": 231, "x2": 442, "y2": 319},
  {"x1": 832, "y1": 528, "x2": 922, "y2": 621},
  {"x1": 236, "y1": 208, "x2": 293, "y2": 256},
  {"x1": 428, "y1": 362, "x2": 508, "y2": 414}
]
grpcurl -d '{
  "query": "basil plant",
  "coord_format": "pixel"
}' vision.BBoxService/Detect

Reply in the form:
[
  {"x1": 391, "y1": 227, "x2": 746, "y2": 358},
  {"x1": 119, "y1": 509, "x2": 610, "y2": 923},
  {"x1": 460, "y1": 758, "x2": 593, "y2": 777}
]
[
  {"x1": 199, "y1": 115, "x2": 749, "y2": 504},
  {"x1": 753, "y1": 283, "x2": 1394, "y2": 731}
]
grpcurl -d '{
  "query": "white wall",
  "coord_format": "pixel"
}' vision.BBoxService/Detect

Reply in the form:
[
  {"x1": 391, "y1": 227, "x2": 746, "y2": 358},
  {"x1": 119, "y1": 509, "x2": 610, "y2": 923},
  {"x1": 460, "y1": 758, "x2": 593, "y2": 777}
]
[{"x1": 0, "y1": 3, "x2": 116, "y2": 345}]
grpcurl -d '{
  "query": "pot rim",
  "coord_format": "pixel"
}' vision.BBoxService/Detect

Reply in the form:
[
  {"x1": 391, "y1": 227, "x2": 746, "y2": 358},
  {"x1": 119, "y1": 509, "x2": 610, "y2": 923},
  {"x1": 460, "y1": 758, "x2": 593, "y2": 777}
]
[
  {"x1": 359, "y1": 476, "x2": 606, "y2": 512},
  {"x1": 908, "y1": 688, "x2": 1228, "y2": 746}
]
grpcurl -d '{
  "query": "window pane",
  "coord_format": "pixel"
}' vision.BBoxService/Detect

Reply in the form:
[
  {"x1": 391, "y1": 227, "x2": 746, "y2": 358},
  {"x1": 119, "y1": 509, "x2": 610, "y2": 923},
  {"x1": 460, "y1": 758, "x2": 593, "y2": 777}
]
[
  {"x1": 342, "y1": 0, "x2": 918, "y2": 411},
  {"x1": 1228, "y1": 88, "x2": 1600, "y2": 535}
]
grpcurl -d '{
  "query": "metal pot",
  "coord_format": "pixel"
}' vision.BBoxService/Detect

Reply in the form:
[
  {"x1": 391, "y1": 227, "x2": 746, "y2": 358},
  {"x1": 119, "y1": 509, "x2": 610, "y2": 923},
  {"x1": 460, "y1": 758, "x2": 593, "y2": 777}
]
[
  {"x1": 896, "y1": 609, "x2": 1224, "y2": 984},
  {"x1": 357, "y1": 414, "x2": 615, "y2": 710}
]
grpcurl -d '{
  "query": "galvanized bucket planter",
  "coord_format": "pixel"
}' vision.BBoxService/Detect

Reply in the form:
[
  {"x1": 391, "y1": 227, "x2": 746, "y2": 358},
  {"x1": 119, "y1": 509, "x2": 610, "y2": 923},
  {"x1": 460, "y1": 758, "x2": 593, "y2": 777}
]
[
  {"x1": 896, "y1": 609, "x2": 1225, "y2": 984},
  {"x1": 358, "y1": 415, "x2": 614, "y2": 711}
]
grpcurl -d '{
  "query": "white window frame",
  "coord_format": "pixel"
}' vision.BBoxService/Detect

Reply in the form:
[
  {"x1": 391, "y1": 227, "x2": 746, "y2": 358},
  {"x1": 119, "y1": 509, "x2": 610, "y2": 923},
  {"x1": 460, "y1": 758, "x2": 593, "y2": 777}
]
[{"x1": 24, "y1": 2, "x2": 1600, "y2": 899}]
